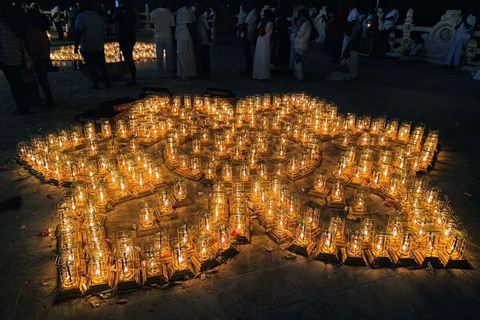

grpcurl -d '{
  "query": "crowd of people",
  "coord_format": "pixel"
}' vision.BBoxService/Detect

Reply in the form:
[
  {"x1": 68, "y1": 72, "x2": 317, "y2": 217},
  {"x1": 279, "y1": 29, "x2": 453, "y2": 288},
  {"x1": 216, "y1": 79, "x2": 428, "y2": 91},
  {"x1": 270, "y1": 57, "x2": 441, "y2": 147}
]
[{"x1": 0, "y1": 0, "x2": 478, "y2": 116}]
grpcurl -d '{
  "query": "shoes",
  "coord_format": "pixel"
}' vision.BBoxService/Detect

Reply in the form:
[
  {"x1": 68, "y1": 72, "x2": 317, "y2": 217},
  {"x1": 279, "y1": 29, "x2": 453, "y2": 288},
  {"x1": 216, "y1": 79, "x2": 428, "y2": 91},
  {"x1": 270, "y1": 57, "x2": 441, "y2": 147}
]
[
  {"x1": 105, "y1": 83, "x2": 112, "y2": 89},
  {"x1": 90, "y1": 84, "x2": 100, "y2": 89},
  {"x1": 125, "y1": 80, "x2": 137, "y2": 87},
  {"x1": 441, "y1": 64, "x2": 453, "y2": 69}
]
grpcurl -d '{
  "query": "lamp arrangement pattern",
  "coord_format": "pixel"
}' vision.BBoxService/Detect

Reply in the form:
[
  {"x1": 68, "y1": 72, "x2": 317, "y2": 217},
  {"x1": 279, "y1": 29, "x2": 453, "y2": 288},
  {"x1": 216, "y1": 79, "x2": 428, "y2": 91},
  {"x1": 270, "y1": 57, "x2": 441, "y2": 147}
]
[
  {"x1": 15, "y1": 93, "x2": 470, "y2": 299},
  {"x1": 50, "y1": 42, "x2": 158, "y2": 63}
]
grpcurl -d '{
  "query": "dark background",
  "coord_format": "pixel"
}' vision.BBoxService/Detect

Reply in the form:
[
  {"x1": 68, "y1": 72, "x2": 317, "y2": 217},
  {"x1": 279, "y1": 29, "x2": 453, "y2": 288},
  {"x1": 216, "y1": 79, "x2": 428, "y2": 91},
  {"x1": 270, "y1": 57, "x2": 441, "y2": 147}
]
[{"x1": 32, "y1": 0, "x2": 476, "y2": 26}]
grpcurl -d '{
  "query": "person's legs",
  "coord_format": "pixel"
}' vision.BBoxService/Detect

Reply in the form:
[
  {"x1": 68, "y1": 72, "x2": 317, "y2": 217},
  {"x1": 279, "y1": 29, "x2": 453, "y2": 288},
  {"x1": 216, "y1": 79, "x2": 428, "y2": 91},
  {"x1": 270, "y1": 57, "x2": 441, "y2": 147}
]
[
  {"x1": 0, "y1": 62, "x2": 29, "y2": 114},
  {"x1": 165, "y1": 38, "x2": 173, "y2": 77},
  {"x1": 453, "y1": 39, "x2": 464, "y2": 66},
  {"x1": 35, "y1": 61, "x2": 54, "y2": 106},
  {"x1": 341, "y1": 35, "x2": 351, "y2": 55},
  {"x1": 82, "y1": 51, "x2": 99, "y2": 88},
  {"x1": 120, "y1": 42, "x2": 136, "y2": 85},
  {"x1": 444, "y1": 41, "x2": 456, "y2": 66},
  {"x1": 293, "y1": 49, "x2": 304, "y2": 80},
  {"x1": 55, "y1": 22, "x2": 64, "y2": 40},
  {"x1": 200, "y1": 45, "x2": 211, "y2": 77},
  {"x1": 241, "y1": 38, "x2": 252, "y2": 73},
  {"x1": 96, "y1": 51, "x2": 110, "y2": 87},
  {"x1": 155, "y1": 37, "x2": 164, "y2": 77}
]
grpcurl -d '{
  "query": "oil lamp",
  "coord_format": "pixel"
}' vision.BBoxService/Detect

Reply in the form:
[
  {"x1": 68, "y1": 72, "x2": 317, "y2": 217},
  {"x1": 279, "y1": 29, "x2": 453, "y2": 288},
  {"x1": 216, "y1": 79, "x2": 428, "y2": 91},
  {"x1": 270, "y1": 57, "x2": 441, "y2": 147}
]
[
  {"x1": 100, "y1": 119, "x2": 112, "y2": 139},
  {"x1": 442, "y1": 229, "x2": 469, "y2": 266},
  {"x1": 158, "y1": 188, "x2": 174, "y2": 215},
  {"x1": 360, "y1": 216, "x2": 375, "y2": 244},
  {"x1": 177, "y1": 220, "x2": 193, "y2": 249},
  {"x1": 343, "y1": 228, "x2": 365, "y2": 265},
  {"x1": 397, "y1": 121, "x2": 411, "y2": 142},
  {"x1": 316, "y1": 226, "x2": 338, "y2": 261},
  {"x1": 57, "y1": 258, "x2": 79, "y2": 290},
  {"x1": 151, "y1": 227, "x2": 170, "y2": 259},
  {"x1": 385, "y1": 119, "x2": 398, "y2": 140},
  {"x1": 230, "y1": 202, "x2": 247, "y2": 238},
  {"x1": 144, "y1": 244, "x2": 162, "y2": 277},
  {"x1": 139, "y1": 200, "x2": 155, "y2": 228},
  {"x1": 173, "y1": 177, "x2": 187, "y2": 200},
  {"x1": 351, "y1": 187, "x2": 369, "y2": 214},
  {"x1": 330, "y1": 179, "x2": 345, "y2": 205},
  {"x1": 84, "y1": 121, "x2": 96, "y2": 139},
  {"x1": 89, "y1": 248, "x2": 110, "y2": 285},
  {"x1": 221, "y1": 160, "x2": 233, "y2": 182}
]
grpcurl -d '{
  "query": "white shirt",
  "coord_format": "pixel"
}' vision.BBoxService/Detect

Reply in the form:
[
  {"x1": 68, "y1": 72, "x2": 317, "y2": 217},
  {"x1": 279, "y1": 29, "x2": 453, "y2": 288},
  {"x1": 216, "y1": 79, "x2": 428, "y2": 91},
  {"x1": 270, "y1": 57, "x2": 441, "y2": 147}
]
[
  {"x1": 347, "y1": 8, "x2": 359, "y2": 22},
  {"x1": 51, "y1": 6, "x2": 62, "y2": 22},
  {"x1": 294, "y1": 20, "x2": 312, "y2": 52},
  {"x1": 245, "y1": 8, "x2": 258, "y2": 42},
  {"x1": 150, "y1": 8, "x2": 175, "y2": 39},
  {"x1": 383, "y1": 9, "x2": 399, "y2": 30},
  {"x1": 175, "y1": 7, "x2": 194, "y2": 40},
  {"x1": 74, "y1": 11, "x2": 105, "y2": 52},
  {"x1": 455, "y1": 14, "x2": 477, "y2": 40},
  {"x1": 237, "y1": 8, "x2": 246, "y2": 26},
  {"x1": 196, "y1": 14, "x2": 210, "y2": 46}
]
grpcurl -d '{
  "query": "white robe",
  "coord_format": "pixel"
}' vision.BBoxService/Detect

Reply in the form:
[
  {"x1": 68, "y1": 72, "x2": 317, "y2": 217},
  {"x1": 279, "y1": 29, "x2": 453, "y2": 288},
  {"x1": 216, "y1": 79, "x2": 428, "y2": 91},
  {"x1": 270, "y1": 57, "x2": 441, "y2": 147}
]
[
  {"x1": 176, "y1": 7, "x2": 197, "y2": 77},
  {"x1": 253, "y1": 22, "x2": 273, "y2": 80}
]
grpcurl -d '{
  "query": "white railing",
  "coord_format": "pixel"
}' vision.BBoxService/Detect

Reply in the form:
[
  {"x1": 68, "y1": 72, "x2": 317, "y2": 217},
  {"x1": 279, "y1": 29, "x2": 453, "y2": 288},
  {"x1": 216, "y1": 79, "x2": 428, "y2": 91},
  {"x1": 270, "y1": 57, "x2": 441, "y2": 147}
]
[{"x1": 386, "y1": 9, "x2": 479, "y2": 69}]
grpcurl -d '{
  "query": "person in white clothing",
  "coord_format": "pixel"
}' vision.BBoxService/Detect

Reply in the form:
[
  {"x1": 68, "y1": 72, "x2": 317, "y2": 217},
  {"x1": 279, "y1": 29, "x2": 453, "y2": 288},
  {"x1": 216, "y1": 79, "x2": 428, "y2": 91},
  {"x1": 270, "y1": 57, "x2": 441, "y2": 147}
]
[
  {"x1": 342, "y1": 0, "x2": 359, "y2": 55},
  {"x1": 208, "y1": 6, "x2": 217, "y2": 46},
  {"x1": 150, "y1": 0, "x2": 175, "y2": 78},
  {"x1": 292, "y1": 9, "x2": 311, "y2": 81},
  {"x1": 176, "y1": 1, "x2": 197, "y2": 79},
  {"x1": 382, "y1": 3, "x2": 399, "y2": 31},
  {"x1": 51, "y1": 1, "x2": 64, "y2": 40},
  {"x1": 252, "y1": 9, "x2": 274, "y2": 80},
  {"x1": 381, "y1": 3, "x2": 399, "y2": 53},
  {"x1": 326, "y1": 40, "x2": 359, "y2": 81},
  {"x1": 443, "y1": 6, "x2": 477, "y2": 68}
]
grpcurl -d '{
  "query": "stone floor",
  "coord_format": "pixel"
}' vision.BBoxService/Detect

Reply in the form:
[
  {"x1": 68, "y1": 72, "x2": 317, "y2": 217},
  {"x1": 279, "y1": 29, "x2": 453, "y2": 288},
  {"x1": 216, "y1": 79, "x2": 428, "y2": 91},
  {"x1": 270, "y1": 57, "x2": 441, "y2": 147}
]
[{"x1": 1, "y1": 35, "x2": 480, "y2": 320}]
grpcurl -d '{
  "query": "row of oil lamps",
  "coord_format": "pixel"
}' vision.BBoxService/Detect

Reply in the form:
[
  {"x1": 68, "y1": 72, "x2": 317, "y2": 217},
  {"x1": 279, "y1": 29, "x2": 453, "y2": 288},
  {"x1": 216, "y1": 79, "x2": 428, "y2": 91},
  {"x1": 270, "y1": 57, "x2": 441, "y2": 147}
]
[
  {"x1": 50, "y1": 42, "x2": 157, "y2": 63},
  {"x1": 15, "y1": 93, "x2": 469, "y2": 298}
]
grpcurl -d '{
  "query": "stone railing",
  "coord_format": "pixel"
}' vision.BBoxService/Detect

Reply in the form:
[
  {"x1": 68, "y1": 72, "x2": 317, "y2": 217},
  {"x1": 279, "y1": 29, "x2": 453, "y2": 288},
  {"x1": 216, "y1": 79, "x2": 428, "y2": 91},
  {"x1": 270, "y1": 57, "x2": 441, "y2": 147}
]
[{"x1": 386, "y1": 9, "x2": 480, "y2": 69}]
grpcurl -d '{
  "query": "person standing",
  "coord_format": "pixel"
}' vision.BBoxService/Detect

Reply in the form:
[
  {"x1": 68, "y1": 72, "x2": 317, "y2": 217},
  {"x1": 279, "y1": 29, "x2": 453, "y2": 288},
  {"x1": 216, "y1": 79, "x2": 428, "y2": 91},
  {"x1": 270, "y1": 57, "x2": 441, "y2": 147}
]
[
  {"x1": 443, "y1": 6, "x2": 477, "y2": 69},
  {"x1": 381, "y1": 3, "x2": 399, "y2": 53},
  {"x1": 341, "y1": 0, "x2": 359, "y2": 55},
  {"x1": 27, "y1": 3, "x2": 55, "y2": 108},
  {"x1": 208, "y1": 5, "x2": 217, "y2": 46},
  {"x1": 240, "y1": 1, "x2": 258, "y2": 74},
  {"x1": 0, "y1": 2, "x2": 29, "y2": 115},
  {"x1": 150, "y1": 0, "x2": 175, "y2": 78},
  {"x1": 196, "y1": 6, "x2": 211, "y2": 77},
  {"x1": 51, "y1": 1, "x2": 64, "y2": 40},
  {"x1": 252, "y1": 9, "x2": 273, "y2": 80},
  {"x1": 110, "y1": 0, "x2": 137, "y2": 87},
  {"x1": 74, "y1": 0, "x2": 109, "y2": 89},
  {"x1": 292, "y1": 9, "x2": 311, "y2": 81},
  {"x1": 65, "y1": 3, "x2": 78, "y2": 36},
  {"x1": 175, "y1": 0, "x2": 196, "y2": 80}
]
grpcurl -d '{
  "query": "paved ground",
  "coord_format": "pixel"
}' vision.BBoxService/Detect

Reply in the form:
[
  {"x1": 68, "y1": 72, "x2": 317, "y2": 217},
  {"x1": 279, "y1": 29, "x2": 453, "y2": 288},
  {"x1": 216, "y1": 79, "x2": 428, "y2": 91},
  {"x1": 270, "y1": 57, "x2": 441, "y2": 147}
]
[{"x1": 1, "y1": 34, "x2": 480, "y2": 320}]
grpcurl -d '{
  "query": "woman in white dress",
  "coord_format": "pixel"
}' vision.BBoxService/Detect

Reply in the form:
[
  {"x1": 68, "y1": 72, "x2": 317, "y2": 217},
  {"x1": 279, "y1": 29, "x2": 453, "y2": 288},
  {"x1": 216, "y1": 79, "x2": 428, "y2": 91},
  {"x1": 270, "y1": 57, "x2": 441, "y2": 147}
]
[
  {"x1": 293, "y1": 9, "x2": 312, "y2": 81},
  {"x1": 252, "y1": 10, "x2": 274, "y2": 80},
  {"x1": 176, "y1": 2, "x2": 197, "y2": 79}
]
